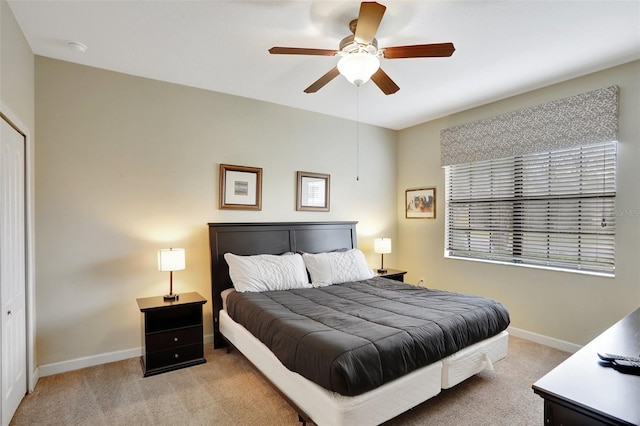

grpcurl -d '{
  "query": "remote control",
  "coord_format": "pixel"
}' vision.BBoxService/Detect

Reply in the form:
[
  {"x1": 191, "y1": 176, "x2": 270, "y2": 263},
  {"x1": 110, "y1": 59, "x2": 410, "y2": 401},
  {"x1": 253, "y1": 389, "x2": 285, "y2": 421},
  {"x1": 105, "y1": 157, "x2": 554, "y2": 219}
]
[
  {"x1": 611, "y1": 359, "x2": 640, "y2": 375},
  {"x1": 597, "y1": 352, "x2": 640, "y2": 363}
]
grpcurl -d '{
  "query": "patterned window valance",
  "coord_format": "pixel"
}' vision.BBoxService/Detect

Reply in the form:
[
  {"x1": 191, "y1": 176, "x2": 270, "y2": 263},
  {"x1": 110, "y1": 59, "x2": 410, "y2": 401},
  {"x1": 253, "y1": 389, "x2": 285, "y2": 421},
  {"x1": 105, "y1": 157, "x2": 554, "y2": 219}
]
[{"x1": 440, "y1": 85, "x2": 619, "y2": 166}]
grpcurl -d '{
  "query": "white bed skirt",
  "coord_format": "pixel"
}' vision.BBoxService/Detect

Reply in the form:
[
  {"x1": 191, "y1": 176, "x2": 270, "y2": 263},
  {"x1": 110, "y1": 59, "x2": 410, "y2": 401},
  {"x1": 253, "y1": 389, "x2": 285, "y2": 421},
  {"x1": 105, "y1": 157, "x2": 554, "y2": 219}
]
[
  {"x1": 220, "y1": 310, "x2": 508, "y2": 425},
  {"x1": 441, "y1": 331, "x2": 509, "y2": 389}
]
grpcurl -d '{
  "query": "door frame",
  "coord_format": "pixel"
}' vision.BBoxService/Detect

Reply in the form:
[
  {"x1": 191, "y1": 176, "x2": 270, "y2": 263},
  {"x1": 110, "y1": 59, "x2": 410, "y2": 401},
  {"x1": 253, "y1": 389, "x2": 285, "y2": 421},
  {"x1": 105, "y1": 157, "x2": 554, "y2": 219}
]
[{"x1": 1, "y1": 101, "x2": 36, "y2": 393}]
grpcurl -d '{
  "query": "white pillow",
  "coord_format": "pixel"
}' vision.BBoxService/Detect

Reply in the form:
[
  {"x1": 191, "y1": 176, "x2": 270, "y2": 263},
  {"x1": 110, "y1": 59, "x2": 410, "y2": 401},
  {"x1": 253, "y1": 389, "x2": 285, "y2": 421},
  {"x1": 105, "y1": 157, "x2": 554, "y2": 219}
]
[
  {"x1": 224, "y1": 252, "x2": 312, "y2": 293},
  {"x1": 302, "y1": 249, "x2": 375, "y2": 287}
]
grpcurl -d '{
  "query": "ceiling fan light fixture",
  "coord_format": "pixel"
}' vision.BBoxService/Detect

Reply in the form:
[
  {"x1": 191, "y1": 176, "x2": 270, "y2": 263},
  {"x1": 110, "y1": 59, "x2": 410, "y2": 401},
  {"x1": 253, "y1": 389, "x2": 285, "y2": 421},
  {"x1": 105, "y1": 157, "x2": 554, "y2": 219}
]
[
  {"x1": 337, "y1": 52, "x2": 380, "y2": 86},
  {"x1": 269, "y1": 1, "x2": 454, "y2": 94}
]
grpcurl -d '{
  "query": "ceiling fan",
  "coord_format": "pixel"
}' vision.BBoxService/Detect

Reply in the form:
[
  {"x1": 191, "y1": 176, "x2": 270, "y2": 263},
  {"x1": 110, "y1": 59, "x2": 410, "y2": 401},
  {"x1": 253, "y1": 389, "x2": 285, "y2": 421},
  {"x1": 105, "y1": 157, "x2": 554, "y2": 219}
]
[{"x1": 269, "y1": 1, "x2": 455, "y2": 95}]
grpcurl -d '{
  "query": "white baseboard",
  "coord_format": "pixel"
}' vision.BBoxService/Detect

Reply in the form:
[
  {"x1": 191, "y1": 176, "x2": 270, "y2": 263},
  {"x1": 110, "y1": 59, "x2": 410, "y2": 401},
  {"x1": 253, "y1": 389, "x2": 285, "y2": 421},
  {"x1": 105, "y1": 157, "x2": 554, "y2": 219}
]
[
  {"x1": 30, "y1": 367, "x2": 40, "y2": 392},
  {"x1": 36, "y1": 330, "x2": 577, "y2": 378},
  {"x1": 38, "y1": 333, "x2": 216, "y2": 377},
  {"x1": 508, "y1": 326, "x2": 581, "y2": 354},
  {"x1": 38, "y1": 347, "x2": 143, "y2": 377}
]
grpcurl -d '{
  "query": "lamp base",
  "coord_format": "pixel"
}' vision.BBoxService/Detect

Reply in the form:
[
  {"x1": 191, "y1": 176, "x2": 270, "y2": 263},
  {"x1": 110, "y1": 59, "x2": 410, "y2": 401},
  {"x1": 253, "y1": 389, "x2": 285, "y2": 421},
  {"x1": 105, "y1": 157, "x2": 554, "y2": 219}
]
[
  {"x1": 377, "y1": 268, "x2": 387, "y2": 273},
  {"x1": 163, "y1": 293, "x2": 179, "y2": 301}
]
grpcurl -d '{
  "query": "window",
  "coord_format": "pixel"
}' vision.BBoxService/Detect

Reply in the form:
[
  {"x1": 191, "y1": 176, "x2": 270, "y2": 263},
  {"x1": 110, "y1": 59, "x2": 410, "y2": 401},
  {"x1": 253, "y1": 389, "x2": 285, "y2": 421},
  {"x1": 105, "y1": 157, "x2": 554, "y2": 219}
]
[{"x1": 445, "y1": 141, "x2": 617, "y2": 275}]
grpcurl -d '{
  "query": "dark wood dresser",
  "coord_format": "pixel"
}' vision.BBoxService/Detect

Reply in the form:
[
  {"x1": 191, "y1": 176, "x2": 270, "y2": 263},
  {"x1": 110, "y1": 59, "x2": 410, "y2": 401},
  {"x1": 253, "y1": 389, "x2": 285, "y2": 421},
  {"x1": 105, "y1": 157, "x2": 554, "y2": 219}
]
[
  {"x1": 533, "y1": 307, "x2": 640, "y2": 425},
  {"x1": 136, "y1": 292, "x2": 207, "y2": 377}
]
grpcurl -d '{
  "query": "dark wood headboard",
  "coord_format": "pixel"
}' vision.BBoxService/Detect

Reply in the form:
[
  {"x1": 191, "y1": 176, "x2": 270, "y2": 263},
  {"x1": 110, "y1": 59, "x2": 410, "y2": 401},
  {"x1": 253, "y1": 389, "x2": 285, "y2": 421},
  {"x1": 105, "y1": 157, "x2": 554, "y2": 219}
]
[{"x1": 207, "y1": 221, "x2": 358, "y2": 347}]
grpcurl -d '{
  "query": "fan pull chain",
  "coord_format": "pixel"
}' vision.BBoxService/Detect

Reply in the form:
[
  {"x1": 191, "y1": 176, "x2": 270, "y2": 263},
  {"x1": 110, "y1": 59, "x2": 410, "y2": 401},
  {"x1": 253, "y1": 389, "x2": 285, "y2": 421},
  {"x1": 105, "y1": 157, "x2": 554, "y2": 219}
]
[{"x1": 356, "y1": 85, "x2": 360, "y2": 181}]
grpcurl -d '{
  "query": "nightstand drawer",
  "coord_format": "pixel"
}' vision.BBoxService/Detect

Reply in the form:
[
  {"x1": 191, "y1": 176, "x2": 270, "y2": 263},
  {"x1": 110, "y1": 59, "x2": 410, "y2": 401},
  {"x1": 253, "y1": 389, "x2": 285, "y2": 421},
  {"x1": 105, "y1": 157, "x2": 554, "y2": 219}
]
[
  {"x1": 377, "y1": 269, "x2": 407, "y2": 282},
  {"x1": 145, "y1": 343, "x2": 204, "y2": 371},
  {"x1": 146, "y1": 326, "x2": 202, "y2": 352}
]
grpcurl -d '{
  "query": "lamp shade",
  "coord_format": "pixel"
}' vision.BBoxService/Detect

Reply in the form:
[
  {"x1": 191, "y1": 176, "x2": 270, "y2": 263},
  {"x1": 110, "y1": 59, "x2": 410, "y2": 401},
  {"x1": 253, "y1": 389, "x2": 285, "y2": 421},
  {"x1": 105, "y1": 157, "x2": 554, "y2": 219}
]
[
  {"x1": 157, "y1": 248, "x2": 185, "y2": 272},
  {"x1": 337, "y1": 52, "x2": 380, "y2": 86},
  {"x1": 373, "y1": 238, "x2": 392, "y2": 254}
]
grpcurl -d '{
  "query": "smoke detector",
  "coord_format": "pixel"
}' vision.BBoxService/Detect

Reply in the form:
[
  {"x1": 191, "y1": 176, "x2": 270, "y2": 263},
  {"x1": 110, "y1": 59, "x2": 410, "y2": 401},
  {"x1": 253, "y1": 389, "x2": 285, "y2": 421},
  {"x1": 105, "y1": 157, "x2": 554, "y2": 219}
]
[{"x1": 67, "y1": 41, "x2": 87, "y2": 53}]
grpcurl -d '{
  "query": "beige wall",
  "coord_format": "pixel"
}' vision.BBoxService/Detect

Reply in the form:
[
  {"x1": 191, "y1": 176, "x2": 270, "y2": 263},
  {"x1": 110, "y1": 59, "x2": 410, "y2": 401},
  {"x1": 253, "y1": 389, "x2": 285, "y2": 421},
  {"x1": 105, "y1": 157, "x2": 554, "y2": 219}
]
[
  {"x1": 1, "y1": 0, "x2": 34, "y2": 129},
  {"x1": 34, "y1": 56, "x2": 398, "y2": 366},
  {"x1": 397, "y1": 60, "x2": 640, "y2": 346}
]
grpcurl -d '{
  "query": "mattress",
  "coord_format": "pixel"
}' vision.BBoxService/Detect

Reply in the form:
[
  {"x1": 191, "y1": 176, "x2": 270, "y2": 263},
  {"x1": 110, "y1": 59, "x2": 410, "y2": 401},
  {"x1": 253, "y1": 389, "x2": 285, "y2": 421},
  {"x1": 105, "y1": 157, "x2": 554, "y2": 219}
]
[
  {"x1": 226, "y1": 277, "x2": 510, "y2": 396},
  {"x1": 220, "y1": 309, "x2": 442, "y2": 426},
  {"x1": 220, "y1": 310, "x2": 508, "y2": 426}
]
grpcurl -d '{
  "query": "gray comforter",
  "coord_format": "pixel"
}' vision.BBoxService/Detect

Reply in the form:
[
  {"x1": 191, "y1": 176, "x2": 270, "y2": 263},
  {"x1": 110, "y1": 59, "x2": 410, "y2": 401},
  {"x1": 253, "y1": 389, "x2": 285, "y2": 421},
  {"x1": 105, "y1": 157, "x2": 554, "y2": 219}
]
[{"x1": 226, "y1": 277, "x2": 510, "y2": 396}]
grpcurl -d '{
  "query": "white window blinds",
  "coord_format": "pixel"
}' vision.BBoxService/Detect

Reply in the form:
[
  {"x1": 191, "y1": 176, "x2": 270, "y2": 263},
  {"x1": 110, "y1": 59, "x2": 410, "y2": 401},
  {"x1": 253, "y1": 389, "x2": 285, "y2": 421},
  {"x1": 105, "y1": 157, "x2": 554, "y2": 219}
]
[{"x1": 445, "y1": 141, "x2": 617, "y2": 275}]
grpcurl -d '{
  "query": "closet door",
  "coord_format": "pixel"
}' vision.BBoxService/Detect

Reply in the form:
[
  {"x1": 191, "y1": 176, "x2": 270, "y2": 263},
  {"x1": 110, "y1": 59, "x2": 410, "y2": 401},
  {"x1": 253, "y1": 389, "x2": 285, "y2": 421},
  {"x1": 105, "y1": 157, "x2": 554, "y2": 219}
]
[{"x1": 0, "y1": 116, "x2": 26, "y2": 426}]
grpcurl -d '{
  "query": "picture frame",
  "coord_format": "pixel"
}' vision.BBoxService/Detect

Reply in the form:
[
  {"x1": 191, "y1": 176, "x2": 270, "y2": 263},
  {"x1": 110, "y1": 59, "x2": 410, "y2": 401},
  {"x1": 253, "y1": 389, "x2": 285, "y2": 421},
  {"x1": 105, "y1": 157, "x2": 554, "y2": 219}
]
[
  {"x1": 405, "y1": 187, "x2": 436, "y2": 219},
  {"x1": 219, "y1": 164, "x2": 262, "y2": 210},
  {"x1": 296, "y1": 171, "x2": 330, "y2": 212}
]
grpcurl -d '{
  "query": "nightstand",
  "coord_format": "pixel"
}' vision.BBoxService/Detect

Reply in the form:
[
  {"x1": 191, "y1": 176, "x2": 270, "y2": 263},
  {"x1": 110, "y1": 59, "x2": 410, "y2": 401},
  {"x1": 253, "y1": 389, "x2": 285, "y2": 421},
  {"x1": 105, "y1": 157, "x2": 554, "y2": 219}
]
[
  {"x1": 376, "y1": 268, "x2": 407, "y2": 282},
  {"x1": 136, "y1": 292, "x2": 207, "y2": 377}
]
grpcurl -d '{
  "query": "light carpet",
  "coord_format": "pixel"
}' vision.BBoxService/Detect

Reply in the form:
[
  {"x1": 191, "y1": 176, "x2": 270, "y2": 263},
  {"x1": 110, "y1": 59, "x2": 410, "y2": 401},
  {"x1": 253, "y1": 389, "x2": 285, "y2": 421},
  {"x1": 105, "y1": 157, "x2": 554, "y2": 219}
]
[{"x1": 11, "y1": 336, "x2": 569, "y2": 426}]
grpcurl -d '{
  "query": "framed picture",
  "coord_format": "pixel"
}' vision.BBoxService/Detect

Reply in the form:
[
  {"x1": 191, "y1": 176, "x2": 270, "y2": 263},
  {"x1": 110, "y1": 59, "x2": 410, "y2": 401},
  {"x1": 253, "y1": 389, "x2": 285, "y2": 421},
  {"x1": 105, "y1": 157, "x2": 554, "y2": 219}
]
[
  {"x1": 406, "y1": 187, "x2": 436, "y2": 219},
  {"x1": 296, "y1": 171, "x2": 330, "y2": 212},
  {"x1": 219, "y1": 164, "x2": 262, "y2": 210}
]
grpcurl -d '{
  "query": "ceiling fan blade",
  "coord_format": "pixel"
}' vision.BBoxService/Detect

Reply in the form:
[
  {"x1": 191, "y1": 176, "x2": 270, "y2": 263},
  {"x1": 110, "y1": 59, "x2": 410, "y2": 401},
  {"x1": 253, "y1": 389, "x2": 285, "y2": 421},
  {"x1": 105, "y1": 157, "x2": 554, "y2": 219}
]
[
  {"x1": 371, "y1": 68, "x2": 399, "y2": 95},
  {"x1": 382, "y1": 43, "x2": 455, "y2": 59},
  {"x1": 354, "y1": 2, "x2": 386, "y2": 45},
  {"x1": 304, "y1": 67, "x2": 341, "y2": 93},
  {"x1": 269, "y1": 47, "x2": 338, "y2": 56}
]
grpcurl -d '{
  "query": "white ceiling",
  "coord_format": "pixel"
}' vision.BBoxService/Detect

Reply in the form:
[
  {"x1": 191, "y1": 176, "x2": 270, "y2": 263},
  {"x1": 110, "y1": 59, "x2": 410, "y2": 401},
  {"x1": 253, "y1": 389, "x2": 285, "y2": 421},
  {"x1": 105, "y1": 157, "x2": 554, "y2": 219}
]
[{"x1": 8, "y1": 0, "x2": 640, "y2": 130}]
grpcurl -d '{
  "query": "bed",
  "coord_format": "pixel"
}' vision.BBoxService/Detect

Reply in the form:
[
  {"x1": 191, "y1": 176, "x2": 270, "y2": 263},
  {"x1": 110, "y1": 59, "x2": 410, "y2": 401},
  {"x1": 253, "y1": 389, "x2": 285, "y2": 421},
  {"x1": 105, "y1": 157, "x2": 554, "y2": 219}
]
[{"x1": 208, "y1": 221, "x2": 509, "y2": 425}]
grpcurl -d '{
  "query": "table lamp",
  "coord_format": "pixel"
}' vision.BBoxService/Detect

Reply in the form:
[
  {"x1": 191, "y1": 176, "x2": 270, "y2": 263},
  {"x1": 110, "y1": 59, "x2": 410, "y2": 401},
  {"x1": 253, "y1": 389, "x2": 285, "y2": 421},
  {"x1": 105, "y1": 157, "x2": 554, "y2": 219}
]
[
  {"x1": 373, "y1": 238, "x2": 391, "y2": 273},
  {"x1": 158, "y1": 248, "x2": 185, "y2": 301}
]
